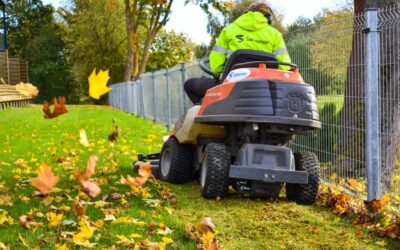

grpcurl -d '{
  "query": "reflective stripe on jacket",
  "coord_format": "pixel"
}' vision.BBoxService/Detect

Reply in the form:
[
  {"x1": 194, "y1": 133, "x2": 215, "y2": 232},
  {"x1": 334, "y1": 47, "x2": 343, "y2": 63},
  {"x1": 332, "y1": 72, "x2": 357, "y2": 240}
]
[{"x1": 210, "y1": 11, "x2": 291, "y2": 77}]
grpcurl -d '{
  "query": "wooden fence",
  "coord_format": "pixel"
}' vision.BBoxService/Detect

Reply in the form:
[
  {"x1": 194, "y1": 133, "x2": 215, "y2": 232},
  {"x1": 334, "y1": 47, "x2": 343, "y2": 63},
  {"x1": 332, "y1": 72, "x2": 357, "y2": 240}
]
[
  {"x1": 0, "y1": 50, "x2": 32, "y2": 109},
  {"x1": 0, "y1": 49, "x2": 29, "y2": 85}
]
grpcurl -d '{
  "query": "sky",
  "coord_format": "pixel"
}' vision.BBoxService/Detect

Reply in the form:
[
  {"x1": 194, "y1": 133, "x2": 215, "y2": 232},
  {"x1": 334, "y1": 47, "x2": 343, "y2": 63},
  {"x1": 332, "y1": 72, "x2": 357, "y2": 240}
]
[{"x1": 43, "y1": 0, "x2": 340, "y2": 44}]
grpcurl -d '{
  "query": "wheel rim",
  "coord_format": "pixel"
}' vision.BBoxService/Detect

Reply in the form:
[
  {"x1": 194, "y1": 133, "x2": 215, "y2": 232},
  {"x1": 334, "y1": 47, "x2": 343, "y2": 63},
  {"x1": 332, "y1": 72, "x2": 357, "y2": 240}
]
[
  {"x1": 200, "y1": 154, "x2": 208, "y2": 188},
  {"x1": 161, "y1": 148, "x2": 171, "y2": 177}
]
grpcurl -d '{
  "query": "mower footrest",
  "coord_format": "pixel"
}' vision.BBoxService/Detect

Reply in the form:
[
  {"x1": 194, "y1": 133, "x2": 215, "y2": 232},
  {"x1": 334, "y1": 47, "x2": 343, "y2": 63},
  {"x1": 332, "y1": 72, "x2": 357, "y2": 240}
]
[{"x1": 229, "y1": 165, "x2": 308, "y2": 184}]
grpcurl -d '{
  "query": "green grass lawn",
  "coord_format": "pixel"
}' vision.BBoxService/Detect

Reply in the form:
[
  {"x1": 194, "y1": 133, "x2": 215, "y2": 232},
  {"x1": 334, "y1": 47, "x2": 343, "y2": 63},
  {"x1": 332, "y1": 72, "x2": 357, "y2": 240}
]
[{"x1": 0, "y1": 105, "x2": 398, "y2": 249}]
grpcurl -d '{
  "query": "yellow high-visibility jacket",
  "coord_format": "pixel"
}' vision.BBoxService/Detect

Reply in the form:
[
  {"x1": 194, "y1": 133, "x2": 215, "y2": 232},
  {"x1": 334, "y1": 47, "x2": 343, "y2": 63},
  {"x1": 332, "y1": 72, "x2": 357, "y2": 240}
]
[{"x1": 210, "y1": 11, "x2": 291, "y2": 77}]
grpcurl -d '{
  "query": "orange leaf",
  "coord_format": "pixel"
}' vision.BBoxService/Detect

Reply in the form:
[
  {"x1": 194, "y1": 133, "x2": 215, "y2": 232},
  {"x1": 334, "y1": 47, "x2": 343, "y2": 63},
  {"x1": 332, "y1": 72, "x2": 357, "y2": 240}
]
[
  {"x1": 120, "y1": 164, "x2": 152, "y2": 188},
  {"x1": 73, "y1": 199, "x2": 86, "y2": 217},
  {"x1": 19, "y1": 215, "x2": 33, "y2": 229},
  {"x1": 74, "y1": 156, "x2": 101, "y2": 198},
  {"x1": 30, "y1": 163, "x2": 60, "y2": 195},
  {"x1": 43, "y1": 97, "x2": 68, "y2": 119},
  {"x1": 348, "y1": 179, "x2": 364, "y2": 191},
  {"x1": 199, "y1": 216, "x2": 215, "y2": 233},
  {"x1": 368, "y1": 196, "x2": 390, "y2": 213}
]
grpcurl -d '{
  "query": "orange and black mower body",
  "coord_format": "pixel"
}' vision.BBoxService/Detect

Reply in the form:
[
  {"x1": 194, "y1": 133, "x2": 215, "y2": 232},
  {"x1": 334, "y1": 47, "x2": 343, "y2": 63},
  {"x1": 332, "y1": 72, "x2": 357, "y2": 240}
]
[{"x1": 136, "y1": 50, "x2": 322, "y2": 202}]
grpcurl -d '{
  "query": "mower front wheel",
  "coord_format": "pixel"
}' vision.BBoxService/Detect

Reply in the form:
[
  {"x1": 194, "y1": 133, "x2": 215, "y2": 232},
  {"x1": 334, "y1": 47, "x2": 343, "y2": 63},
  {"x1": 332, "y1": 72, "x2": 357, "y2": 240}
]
[
  {"x1": 286, "y1": 151, "x2": 320, "y2": 205},
  {"x1": 200, "y1": 143, "x2": 231, "y2": 199},
  {"x1": 159, "y1": 137, "x2": 193, "y2": 184}
]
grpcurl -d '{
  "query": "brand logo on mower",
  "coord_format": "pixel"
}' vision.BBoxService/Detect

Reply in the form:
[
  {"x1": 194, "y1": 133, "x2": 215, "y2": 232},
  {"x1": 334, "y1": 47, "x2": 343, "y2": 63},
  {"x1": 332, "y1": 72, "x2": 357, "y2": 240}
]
[{"x1": 226, "y1": 69, "x2": 251, "y2": 82}]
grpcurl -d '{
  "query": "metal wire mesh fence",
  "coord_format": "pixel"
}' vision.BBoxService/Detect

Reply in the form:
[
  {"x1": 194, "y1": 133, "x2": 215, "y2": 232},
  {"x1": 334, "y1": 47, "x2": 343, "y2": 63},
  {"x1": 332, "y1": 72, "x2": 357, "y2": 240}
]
[{"x1": 109, "y1": 7, "x2": 400, "y2": 203}]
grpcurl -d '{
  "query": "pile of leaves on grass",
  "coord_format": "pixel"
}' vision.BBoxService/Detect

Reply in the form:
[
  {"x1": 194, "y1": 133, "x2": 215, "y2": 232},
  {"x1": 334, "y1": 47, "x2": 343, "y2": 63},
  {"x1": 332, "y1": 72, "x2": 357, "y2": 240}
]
[{"x1": 318, "y1": 175, "x2": 400, "y2": 242}]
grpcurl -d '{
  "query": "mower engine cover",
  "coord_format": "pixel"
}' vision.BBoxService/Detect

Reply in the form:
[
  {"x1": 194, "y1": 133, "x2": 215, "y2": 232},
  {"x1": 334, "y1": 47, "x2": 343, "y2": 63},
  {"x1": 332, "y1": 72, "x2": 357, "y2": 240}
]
[{"x1": 196, "y1": 65, "x2": 321, "y2": 131}]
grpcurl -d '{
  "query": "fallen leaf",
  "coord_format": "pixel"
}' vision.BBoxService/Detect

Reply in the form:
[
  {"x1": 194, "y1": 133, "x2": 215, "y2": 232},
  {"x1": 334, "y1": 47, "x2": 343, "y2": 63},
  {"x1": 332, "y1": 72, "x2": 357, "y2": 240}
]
[
  {"x1": 0, "y1": 194, "x2": 12, "y2": 206},
  {"x1": 367, "y1": 195, "x2": 391, "y2": 213},
  {"x1": 88, "y1": 69, "x2": 111, "y2": 100},
  {"x1": 55, "y1": 243, "x2": 69, "y2": 250},
  {"x1": 43, "y1": 97, "x2": 68, "y2": 119},
  {"x1": 73, "y1": 218, "x2": 95, "y2": 246},
  {"x1": 19, "y1": 215, "x2": 33, "y2": 229},
  {"x1": 30, "y1": 163, "x2": 60, "y2": 196},
  {"x1": 47, "y1": 212, "x2": 64, "y2": 227},
  {"x1": 199, "y1": 216, "x2": 215, "y2": 233},
  {"x1": 72, "y1": 199, "x2": 86, "y2": 217}
]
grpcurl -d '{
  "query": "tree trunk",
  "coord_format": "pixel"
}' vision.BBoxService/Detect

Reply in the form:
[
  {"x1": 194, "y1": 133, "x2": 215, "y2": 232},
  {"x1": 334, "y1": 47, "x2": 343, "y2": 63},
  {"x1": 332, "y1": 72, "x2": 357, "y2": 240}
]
[
  {"x1": 337, "y1": 0, "x2": 400, "y2": 185},
  {"x1": 123, "y1": 11, "x2": 135, "y2": 81}
]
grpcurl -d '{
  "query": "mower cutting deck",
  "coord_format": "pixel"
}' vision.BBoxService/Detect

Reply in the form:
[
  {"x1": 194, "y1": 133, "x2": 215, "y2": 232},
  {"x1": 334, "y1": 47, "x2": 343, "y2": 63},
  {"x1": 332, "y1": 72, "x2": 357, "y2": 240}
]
[{"x1": 134, "y1": 50, "x2": 321, "y2": 204}]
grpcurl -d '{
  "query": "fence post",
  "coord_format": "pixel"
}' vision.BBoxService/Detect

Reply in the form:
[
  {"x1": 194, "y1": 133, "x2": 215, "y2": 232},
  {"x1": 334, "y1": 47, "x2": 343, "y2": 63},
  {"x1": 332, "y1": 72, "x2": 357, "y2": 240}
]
[
  {"x1": 165, "y1": 68, "x2": 171, "y2": 130},
  {"x1": 365, "y1": 8, "x2": 381, "y2": 201},
  {"x1": 139, "y1": 77, "x2": 146, "y2": 118},
  {"x1": 180, "y1": 63, "x2": 188, "y2": 113},
  {"x1": 152, "y1": 72, "x2": 157, "y2": 122}
]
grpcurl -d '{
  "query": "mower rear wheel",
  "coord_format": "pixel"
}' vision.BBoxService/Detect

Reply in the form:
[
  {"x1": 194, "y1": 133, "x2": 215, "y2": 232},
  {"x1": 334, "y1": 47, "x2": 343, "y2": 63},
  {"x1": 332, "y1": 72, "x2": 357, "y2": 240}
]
[
  {"x1": 159, "y1": 137, "x2": 193, "y2": 184},
  {"x1": 286, "y1": 151, "x2": 320, "y2": 205},
  {"x1": 200, "y1": 143, "x2": 230, "y2": 199}
]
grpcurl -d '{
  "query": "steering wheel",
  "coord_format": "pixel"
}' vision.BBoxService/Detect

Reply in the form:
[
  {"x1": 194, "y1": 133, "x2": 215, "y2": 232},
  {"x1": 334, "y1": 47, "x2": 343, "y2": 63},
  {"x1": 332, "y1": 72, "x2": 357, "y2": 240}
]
[{"x1": 199, "y1": 58, "x2": 215, "y2": 77}]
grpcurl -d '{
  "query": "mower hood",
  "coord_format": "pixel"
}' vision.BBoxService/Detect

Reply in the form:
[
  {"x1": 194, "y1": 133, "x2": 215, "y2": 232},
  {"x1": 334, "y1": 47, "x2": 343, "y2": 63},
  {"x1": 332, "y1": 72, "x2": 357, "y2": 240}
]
[{"x1": 234, "y1": 11, "x2": 269, "y2": 31}]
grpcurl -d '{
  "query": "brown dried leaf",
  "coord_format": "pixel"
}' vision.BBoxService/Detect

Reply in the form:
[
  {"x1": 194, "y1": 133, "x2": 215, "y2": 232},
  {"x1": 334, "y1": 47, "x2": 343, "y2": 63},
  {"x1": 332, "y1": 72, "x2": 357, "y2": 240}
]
[
  {"x1": 108, "y1": 120, "x2": 120, "y2": 142},
  {"x1": 19, "y1": 215, "x2": 33, "y2": 229},
  {"x1": 43, "y1": 97, "x2": 68, "y2": 119},
  {"x1": 199, "y1": 216, "x2": 215, "y2": 233},
  {"x1": 72, "y1": 199, "x2": 85, "y2": 217},
  {"x1": 74, "y1": 156, "x2": 101, "y2": 198}
]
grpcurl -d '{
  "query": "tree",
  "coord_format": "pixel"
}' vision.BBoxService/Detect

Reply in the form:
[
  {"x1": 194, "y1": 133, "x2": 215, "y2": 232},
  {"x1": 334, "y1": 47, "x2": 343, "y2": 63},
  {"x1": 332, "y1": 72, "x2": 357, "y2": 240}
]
[
  {"x1": 123, "y1": 0, "x2": 173, "y2": 80},
  {"x1": 146, "y1": 29, "x2": 194, "y2": 71},
  {"x1": 6, "y1": 0, "x2": 77, "y2": 102},
  {"x1": 61, "y1": 0, "x2": 127, "y2": 102},
  {"x1": 338, "y1": 0, "x2": 400, "y2": 181}
]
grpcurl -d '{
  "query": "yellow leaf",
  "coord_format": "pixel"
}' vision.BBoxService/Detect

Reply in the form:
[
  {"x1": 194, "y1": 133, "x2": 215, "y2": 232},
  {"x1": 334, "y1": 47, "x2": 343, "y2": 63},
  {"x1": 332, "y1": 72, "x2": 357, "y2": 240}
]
[
  {"x1": 47, "y1": 212, "x2": 64, "y2": 227},
  {"x1": 330, "y1": 173, "x2": 337, "y2": 181},
  {"x1": 55, "y1": 243, "x2": 69, "y2": 250},
  {"x1": 88, "y1": 69, "x2": 111, "y2": 100},
  {"x1": 162, "y1": 237, "x2": 173, "y2": 244},
  {"x1": 130, "y1": 233, "x2": 141, "y2": 239},
  {"x1": 73, "y1": 218, "x2": 95, "y2": 246},
  {"x1": 79, "y1": 129, "x2": 90, "y2": 147},
  {"x1": 348, "y1": 178, "x2": 364, "y2": 191}
]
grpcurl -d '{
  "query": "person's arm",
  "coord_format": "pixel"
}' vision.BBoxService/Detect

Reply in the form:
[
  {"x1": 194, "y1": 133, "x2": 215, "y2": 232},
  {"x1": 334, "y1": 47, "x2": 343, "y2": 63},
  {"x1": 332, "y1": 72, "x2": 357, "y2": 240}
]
[
  {"x1": 273, "y1": 32, "x2": 291, "y2": 71},
  {"x1": 210, "y1": 29, "x2": 229, "y2": 78}
]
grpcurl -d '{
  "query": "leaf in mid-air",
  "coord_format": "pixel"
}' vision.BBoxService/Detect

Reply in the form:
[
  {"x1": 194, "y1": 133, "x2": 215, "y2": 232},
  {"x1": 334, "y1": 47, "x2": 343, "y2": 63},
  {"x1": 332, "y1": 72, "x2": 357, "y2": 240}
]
[
  {"x1": 108, "y1": 119, "x2": 120, "y2": 142},
  {"x1": 120, "y1": 164, "x2": 152, "y2": 188},
  {"x1": 43, "y1": 97, "x2": 68, "y2": 119},
  {"x1": 88, "y1": 69, "x2": 111, "y2": 100},
  {"x1": 15, "y1": 82, "x2": 39, "y2": 97},
  {"x1": 29, "y1": 163, "x2": 60, "y2": 195},
  {"x1": 74, "y1": 156, "x2": 101, "y2": 198},
  {"x1": 79, "y1": 129, "x2": 90, "y2": 147}
]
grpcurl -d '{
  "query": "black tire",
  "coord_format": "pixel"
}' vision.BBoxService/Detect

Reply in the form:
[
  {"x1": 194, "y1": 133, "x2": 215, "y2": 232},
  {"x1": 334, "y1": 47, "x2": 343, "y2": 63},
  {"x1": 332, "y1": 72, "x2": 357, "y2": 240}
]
[
  {"x1": 200, "y1": 143, "x2": 230, "y2": 199},
  {"x1": 159, "y1": 137, "x2": 193, "y2": 184},
  {"x1": 286, "y1": 151, "x2": 320, "y2": 205}
]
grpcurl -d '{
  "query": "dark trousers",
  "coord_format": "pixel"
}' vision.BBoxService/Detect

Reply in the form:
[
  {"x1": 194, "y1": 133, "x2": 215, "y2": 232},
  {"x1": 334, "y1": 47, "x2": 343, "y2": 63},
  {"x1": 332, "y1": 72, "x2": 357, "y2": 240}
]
[{"x1": 184, "y1": 77, "x2": 219, "y2": 104}]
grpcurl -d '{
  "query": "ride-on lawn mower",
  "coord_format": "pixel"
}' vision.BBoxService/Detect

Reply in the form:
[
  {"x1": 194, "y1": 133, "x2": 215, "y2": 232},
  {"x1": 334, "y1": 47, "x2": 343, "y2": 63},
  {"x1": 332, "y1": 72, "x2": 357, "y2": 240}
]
[{"x1": 135, "y1": 50, "x2": 321, "y2": 204}]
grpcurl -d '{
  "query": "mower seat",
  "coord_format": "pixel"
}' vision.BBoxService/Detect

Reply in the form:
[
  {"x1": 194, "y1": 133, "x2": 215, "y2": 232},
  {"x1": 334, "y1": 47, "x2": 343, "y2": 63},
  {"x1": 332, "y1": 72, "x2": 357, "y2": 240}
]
[{"x1": 220, "y1": 49, "x2": 278, "y2": 80}]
